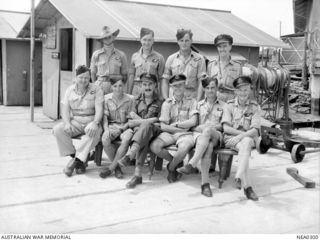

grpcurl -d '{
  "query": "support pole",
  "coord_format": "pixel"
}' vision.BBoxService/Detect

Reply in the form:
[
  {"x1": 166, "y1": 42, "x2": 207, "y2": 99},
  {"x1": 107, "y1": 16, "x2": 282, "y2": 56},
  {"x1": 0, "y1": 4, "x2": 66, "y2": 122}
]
[
  {"x1": 302, "y1": 31, "x2": 308, "y2": 90},
  {"x1": 30, "y1": 0, "x2": 35, "y2": 122}
]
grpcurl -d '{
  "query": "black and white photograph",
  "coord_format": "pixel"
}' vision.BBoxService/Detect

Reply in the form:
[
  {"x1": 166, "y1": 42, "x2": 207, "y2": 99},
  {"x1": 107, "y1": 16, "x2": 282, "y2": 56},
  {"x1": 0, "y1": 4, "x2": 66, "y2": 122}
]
[{"x1": 0, "y1": 0, "x2": 319, "y2": 238}]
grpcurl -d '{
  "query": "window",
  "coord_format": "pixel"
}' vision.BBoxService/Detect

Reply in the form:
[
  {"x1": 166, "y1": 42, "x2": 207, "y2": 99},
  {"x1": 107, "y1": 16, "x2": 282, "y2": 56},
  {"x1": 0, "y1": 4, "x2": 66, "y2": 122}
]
[{"x1": 60, "y1": 28, "x2": 73, "y2": 71}]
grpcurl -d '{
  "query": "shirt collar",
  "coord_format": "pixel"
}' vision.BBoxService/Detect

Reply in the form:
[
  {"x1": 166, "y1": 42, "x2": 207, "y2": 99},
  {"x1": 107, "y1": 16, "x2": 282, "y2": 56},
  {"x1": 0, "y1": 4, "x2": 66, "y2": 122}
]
[
  {"x1": 234, "y1": 97, "x2": 250, "y2": 107},
  {"x1": 177, "y1": 50, "x2": 195, "y2": 58},
  {"x1": 139, "y1": 47, "x2": 155, "y2": 57}
]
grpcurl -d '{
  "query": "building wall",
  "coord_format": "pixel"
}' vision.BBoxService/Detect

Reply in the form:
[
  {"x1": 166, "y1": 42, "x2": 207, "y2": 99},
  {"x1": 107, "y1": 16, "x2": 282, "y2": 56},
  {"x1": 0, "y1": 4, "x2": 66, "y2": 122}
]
[{"x1": 42, "y1": 12, "x2": 72, "y2": 119}]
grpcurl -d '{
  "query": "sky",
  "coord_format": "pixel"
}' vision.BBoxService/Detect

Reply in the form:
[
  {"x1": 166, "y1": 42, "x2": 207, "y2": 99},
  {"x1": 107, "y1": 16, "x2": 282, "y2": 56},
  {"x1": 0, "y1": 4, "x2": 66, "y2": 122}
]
[{"x1": 0, "y1": 0, "x2": 294, "y2": 38}]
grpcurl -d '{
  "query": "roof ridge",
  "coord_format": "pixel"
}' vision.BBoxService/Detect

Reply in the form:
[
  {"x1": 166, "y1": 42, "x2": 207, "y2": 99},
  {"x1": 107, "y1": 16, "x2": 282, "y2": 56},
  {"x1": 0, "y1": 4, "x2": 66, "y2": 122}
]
[
  {"x1": 0, "y1": 9, "x2": 30, "y2": 15},
  {"x1": 102, "y1": 0, "x2": 231, "y2": 13}
]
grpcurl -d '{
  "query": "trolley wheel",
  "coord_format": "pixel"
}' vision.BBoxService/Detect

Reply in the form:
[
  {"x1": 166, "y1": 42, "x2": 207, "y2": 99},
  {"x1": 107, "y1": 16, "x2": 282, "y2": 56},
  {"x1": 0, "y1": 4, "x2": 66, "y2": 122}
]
[
  {"x1": 256, "y1": 136, "x2": 269, "y2": 154},
  {"x1": 291, "y1": 144, "x2": 305, "y2": 163}
]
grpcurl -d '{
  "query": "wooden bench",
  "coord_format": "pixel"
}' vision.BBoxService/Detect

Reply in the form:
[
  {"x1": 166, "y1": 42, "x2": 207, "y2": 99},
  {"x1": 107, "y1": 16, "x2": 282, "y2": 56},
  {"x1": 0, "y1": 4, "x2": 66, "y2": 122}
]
[{"x1": 163, "y1": 145, "x2": 238, "y2": 188}]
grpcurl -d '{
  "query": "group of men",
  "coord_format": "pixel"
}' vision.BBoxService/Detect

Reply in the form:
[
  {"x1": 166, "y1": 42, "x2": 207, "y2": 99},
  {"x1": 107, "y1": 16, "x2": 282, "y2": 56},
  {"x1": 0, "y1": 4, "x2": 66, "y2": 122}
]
[{"x1": 53, "y1": 26, "x2": 261, "y2": 201}]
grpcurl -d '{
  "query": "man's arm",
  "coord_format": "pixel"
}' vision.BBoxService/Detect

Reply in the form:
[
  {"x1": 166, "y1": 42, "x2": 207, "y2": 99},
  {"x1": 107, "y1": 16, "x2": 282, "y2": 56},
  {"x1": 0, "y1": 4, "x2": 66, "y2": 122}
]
[
  {"x1": 129, "y1": 117, "x2": 158, "y2": 128},
  {"x1": 172, "y1": 115, "x2": 197, "y2": 129}
]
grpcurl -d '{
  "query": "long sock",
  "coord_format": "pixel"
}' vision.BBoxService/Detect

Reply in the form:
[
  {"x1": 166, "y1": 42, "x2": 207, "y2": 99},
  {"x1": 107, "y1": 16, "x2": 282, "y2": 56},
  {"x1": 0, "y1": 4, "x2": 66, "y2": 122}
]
[
  {"x1": 127, "y1": 142, "x2": 140, "y2": 160},
  {"x1": 134, "y1": 165, "x2": 143, "y2": 177}
]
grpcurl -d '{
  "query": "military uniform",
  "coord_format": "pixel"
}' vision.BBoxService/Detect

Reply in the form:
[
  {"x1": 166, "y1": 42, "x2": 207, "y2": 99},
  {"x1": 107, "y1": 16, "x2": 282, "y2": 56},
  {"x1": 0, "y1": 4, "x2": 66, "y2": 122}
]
[
  {"x1": 157, "y1": 96, "x2": 198, "y2": 146},
  {"x1": 163, "y1": 51, "x2": 206, "y2": 98},
  {"x1": 207, "y1": 58, "x2": 242, "y2": 102},
  {"x1": 129, "y1": 48, "x2": 165, "y2": 96},
  {"x1": 221, "y1": 98, "x2": 261, "y2": 149},
  {"x1": 195, "y1": 98, "x2": 226, "y2": 145},
  {"x1": 90, "y1": 47, "x2": 128, "y2": 94},
  {"x1": 102, "y1": 93, "x2": 135, "y2": 142},
  {"x1": 53, "y1": 83, "x2": 104, "y2": 162}
]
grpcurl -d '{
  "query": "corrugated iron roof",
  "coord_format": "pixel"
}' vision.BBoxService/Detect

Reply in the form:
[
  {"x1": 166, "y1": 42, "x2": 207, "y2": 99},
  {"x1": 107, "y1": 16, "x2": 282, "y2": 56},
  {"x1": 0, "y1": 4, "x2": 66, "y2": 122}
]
[
  {"x1": 0, "y1": 10, "x2": 29, "y2": 39},
  {"x1": 19, "y1": 0, "x2": 288, "y2": 48}
]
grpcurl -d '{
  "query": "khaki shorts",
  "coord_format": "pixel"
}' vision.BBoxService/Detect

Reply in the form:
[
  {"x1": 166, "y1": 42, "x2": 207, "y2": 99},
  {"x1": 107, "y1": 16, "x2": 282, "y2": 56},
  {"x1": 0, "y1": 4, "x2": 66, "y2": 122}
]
[
  {"x1": 224, "y1": 134, "x2": 255, "y2": 150},
  {"x1": 103, "y1": 126, "x2": 133, "y2": 142},
  {"x1": 158, "y1": 132, "x2": 196, "y2": 147}
]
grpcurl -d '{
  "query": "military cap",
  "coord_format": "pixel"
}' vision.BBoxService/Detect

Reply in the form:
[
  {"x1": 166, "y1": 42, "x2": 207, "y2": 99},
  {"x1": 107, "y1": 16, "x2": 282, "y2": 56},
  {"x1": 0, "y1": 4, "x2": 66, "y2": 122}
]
[
  {"x1": 214, "y1": 34, "x2": 233, "y2": 46},
  {"x1": 169, "y1": 74, "x2": 187, "y2": 85},
  {"x1": 140, "y1": 27, "x2": 154, "y2": 39},
  {"x1": 233, "y1": 76, "x2": 252, "y2": 88},
  {"x1": 76, "y1": 65, "x2": 90, "y2": 76},
  {"x1": 140, "y1": 73, "x2": 157, "y2": 83}
]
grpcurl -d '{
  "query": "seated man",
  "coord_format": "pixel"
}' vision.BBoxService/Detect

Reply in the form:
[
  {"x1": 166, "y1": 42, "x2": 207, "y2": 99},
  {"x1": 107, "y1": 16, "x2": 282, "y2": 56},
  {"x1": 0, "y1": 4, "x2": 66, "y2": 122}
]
[
  {"x1": 53, "y1": 65, "x2": 103, "y2": 177},
  {"x1": 177, "y1": 76, "x2": 225, "y2": 197},
  {"x1": 221, "y1": 76, "x2": 261, "y2": 201},
  {"x1": 150, "y1": 74, "x2": 198, "y2": 183},
  {"x1": 99, "y1": 78, "x2": 135, "y2": 179},
  {"x1": 117, "y1": 73, "x2": 163, "y2": 188}
]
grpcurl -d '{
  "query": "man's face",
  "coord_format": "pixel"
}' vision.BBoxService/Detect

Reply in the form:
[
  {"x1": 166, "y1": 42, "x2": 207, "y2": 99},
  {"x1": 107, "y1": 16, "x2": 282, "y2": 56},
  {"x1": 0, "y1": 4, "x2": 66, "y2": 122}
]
[
  {"x1": 177, "y1": 34, "x2": 192, "y2": 51},
  {"x1": 140, "y1": 33, "x2": 154, "y2": 51},
  {"x1": 171, "y1": 82, "x2": 185, "y2": 97},
  {"x1": 217, "y1": 42, "x2": 232, "y2": 58},
  {"x1": 75, "y1": 71, "x2": 90, "y2": 88},
  {"x1": 102, "y1": 35, "x2": 115, "y2": 46},
  {"x1": 204, "y1": 81, "x2": 218, "y2": 99},
  {"x1": 235, "y1": 84, "x2": 251, "y2": 102},
  {"x1": 141, "y1": 80, "x2": 156, "y2": 97},
  {"x1": 111, "y1": 80, "x2": 124, "y2": 95}
]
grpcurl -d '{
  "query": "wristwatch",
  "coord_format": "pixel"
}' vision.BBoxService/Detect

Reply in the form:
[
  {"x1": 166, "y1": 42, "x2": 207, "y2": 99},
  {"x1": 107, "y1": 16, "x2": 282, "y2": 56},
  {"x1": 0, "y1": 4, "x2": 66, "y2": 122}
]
[{"x1": 93, "y1": 120, "x2": 99, "y2": 125}]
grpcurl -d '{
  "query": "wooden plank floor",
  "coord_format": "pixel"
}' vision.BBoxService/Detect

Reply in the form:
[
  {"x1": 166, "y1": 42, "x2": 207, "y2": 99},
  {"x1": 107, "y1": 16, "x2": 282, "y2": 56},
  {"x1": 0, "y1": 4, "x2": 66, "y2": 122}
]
[{"x1": 0, "y1": 106, "x2": 319, "y2": 234}]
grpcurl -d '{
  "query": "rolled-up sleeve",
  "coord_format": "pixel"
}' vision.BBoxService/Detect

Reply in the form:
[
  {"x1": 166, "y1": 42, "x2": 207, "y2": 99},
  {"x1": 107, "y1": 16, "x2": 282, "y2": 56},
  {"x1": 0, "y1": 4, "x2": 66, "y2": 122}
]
[
  {"x1": 159, "y1": 101, "x2": 171, "y2": 124},
  {"x1": 221, "y1": 103, "x2": 233, "y2": 126},
  {"x1": 94, "y1": 86, "x2": 104, "y2": 105},
  {"x1": 120, "y1": 52, "x2": 128, "y2": 76},
  {"x1": 189, "y1": 99, "x2": 199, "y2": 117},
  {"x1": 197, "y1": 56, "x2": 207, "y2": 79},
  {"x1": 162, "y1": 55, "x2": 173, "y2": 80},
  {"x1": 158, "y1": 55, "x2": 165, "y2": 79},
  {"x1": 61, "y1": 87, "x2": 71, "y2": 106}
]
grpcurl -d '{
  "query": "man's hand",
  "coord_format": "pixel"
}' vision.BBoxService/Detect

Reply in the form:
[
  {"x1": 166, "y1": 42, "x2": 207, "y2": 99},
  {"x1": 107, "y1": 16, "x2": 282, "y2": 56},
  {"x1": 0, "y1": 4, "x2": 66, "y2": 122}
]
[
  {"x1": 64, "y1": 123, "x2": 75, "y2": 135},
  {"x1": 85, "y1": 121, "x2": 99, "y2": 138},
  {"x1": 119, "y1": 123, "x2": 129, "y2": 132}
]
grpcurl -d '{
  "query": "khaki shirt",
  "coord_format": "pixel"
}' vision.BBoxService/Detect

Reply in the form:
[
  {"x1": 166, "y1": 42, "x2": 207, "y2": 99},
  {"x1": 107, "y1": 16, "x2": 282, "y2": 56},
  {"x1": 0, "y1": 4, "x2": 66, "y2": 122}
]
[
  {"x1": 163, "y1": 51, "x2": 206, "y2": 93},
  {"x1": 221, "y1": 98, "x2": 261, "y2": 131},
  {"x1": 129, "y1": 48, "x2": 165, "y2": 83},
  {"x1": 134, "y1": 93, "x2": 163, "y2": 119},
  {"x1": 197, "y1": 98, "x2": 226, "y2": 127},
  {"x1": 159, "y1": 96, "x2": 198, "y2": 125},
  {"x1": 207, "y1": 57, "x2": 242, "y2": 91},
  {"x1": 103, "y1": 93, "x2": 135, "y2": 125},
  {"x1": 62, "y1": 83, "x2": 104, "y2": 125},
  {"x1": 90, "y1": 47, "x2": 128, "y2": 80}
]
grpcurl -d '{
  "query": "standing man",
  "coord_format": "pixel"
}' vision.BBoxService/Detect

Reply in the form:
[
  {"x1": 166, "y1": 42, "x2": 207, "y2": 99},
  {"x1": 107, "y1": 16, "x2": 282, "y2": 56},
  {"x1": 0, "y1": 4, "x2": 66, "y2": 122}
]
[
  {"x1": 128, "y1": 27, "x2": 165, "y2": 97},
  {"x1": 162, "y1": 29, "x2": 206, "y2": 101},
  {"x1": 90, "y1": 26, "x2": 128, "y2": 95},
  {"x1": 221, "y1": 76, "x2": 260, "y2": 201},
  {"x1": 207, "y1": 34, "x2": 243, "y2": 102},
  {"x1": 150, "y1": 74, "x2": 198, "y2": 183},
  {"x1": 117, "y1": 73, "x2": 163, "y2": 188}
]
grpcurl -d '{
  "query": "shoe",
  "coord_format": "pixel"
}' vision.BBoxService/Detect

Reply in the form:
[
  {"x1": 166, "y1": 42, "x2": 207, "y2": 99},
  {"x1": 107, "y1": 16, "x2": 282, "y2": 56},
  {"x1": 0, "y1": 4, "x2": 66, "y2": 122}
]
[
  {"x1": 126, "y1": 176, "x2": 143, "y2": 189},
  {"x1": 117, "y1": 155, "x2": 130, "y2": 167},
  {"x1": 99, "y1": 167, "x2": 112, "y2": 178},
  {"x1": 75, "y1": 160, "x2": 86, "y2": 174},
  {"x1": 167, "y1": 163, "x2": 177, "y2": 183},
  {"x1": 114, "y1": 166, "x2": 124, "y2": 179},
  {"x1": 176, "y1": 164, "x2": 194, "y2": 175},
  {"x1": 201, "y1": 183, "x2": 213, "y2": 197},
  {"x1": 63, "y1": 158, "x2": 77, "y2": 177},
  {"x1": 244, "y1": 187, "x2": 259, "y2": 201},
  {"x1": 233, "y1": 178, "x2": 242, "y2": 190},
  {"x1": 174, "y1": 162, "x2": 183, "y2": 181}
]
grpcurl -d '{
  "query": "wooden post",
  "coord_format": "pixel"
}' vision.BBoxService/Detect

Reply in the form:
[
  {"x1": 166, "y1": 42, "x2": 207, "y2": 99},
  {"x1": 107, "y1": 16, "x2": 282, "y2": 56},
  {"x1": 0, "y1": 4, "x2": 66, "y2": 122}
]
[
  {"x1": 30, "y1": 0, "x2": 35, "y2": 122},
  {"x1": 302, "y1": 32, "x2": 308, "y2": 89}
]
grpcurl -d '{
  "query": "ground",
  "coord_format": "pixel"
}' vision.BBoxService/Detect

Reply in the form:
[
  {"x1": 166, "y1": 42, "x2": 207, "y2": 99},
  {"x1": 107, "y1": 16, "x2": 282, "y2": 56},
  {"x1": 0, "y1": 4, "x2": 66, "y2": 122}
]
[{"x1": 0, "y1": 106, "x2": 319, "y2": 234}]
